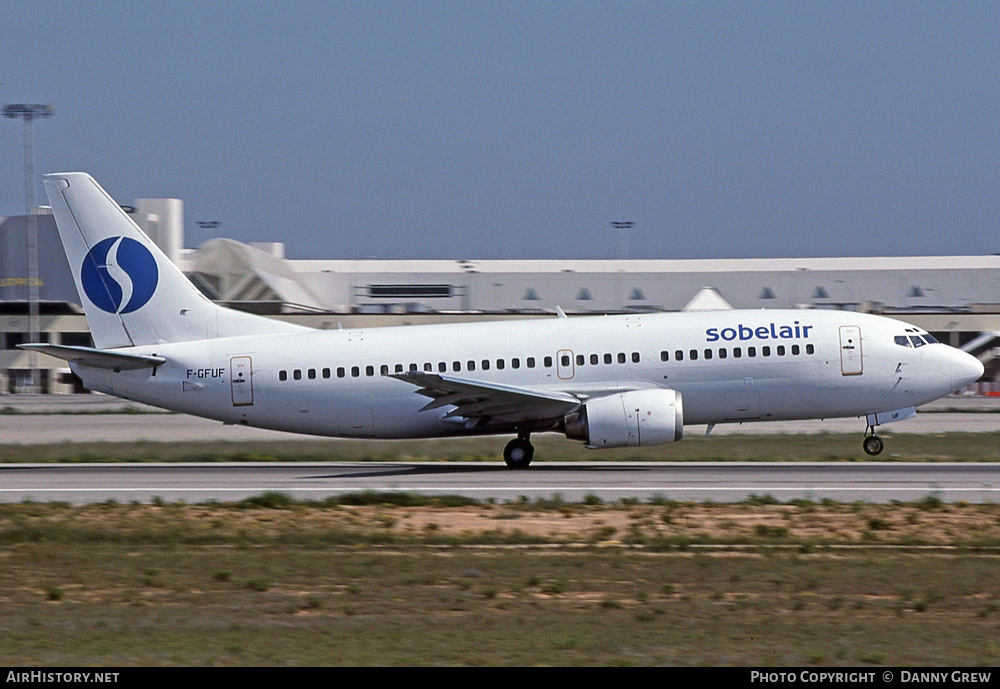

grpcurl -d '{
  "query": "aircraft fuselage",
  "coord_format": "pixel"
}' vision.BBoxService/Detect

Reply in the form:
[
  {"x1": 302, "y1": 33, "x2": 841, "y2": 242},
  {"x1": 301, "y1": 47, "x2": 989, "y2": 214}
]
[{"x1": 74, "y1": 309, "x2": 976, "y2": 441}]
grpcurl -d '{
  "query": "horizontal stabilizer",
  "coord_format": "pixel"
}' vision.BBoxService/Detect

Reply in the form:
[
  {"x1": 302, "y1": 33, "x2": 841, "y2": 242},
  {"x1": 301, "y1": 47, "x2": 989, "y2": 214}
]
[{"x1": 17, "y1": 344, "x2": 166, "y2": 371}]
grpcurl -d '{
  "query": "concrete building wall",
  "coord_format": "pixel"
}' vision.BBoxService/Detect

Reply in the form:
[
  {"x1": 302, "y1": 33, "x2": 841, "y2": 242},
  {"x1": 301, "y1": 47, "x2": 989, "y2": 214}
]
[
  {"x1": 268, "y1": 258, "x2": 1000, "y2": 315},
  {"x1": 0, "y1": 214, "x2": 76, "y2": 304},
  {"x1": 132, "y1": 198, "x2": 184, "y2": 265}
]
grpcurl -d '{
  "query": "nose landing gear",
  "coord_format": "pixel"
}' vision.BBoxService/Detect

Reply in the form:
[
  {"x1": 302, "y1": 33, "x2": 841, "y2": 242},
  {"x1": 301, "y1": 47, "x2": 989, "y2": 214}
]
[
  {"x1": 503, "y1": 432, "x2": 534, "y2": 468},
  {"x1": 861, "y1": 407, "x2": 916, "y2": 457}
]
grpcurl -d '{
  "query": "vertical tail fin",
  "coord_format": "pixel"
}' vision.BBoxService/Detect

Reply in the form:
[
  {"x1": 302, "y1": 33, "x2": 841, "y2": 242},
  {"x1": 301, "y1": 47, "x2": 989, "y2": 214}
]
[{"x1": 43, "y1": 173, "x2": 308, "y2": 348}]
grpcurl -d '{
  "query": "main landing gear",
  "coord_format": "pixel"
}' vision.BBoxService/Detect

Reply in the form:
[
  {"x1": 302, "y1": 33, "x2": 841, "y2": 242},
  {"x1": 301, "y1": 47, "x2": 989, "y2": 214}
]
[
  {"x1": 503, "y1": 432, "x2": 535, "y2": 469},
  {"x1": 862, "y1": 425, "x2": 885, "y2": 456}
]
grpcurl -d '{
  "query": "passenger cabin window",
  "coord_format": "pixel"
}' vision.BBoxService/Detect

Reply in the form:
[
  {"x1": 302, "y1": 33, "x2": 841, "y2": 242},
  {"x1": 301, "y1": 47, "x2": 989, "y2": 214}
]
[
  {"x1": 279, "y1": 370, "x2": 287, "y2": 381},
  {"x1": 527, "y1": 357, "x2": 536, "y2": 368},
  {"x1": 308, "y1": 369, "x2": 316, "y2": 379},
  {"x1": 323, "y1": 368, "x2": 331, "y2": 378},
  {"x1": 543, "y1": 357, "x2": 552, "y2": 368},
  {"x1": 632, "y1": 352, "x2": 640, "y2": 363},
  {"x1": 660, "y1": 351, "x2": 669, "y2": 362},
  {"x1": 576, "y1": 354, "x2": 584, "y2": 366}
]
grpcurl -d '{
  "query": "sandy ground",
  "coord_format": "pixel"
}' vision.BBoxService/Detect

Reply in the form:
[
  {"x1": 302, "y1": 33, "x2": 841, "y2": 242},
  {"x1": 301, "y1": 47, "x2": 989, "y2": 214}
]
[{"x1": 51, "y1": 499, "x2": 991, "y2": 547}]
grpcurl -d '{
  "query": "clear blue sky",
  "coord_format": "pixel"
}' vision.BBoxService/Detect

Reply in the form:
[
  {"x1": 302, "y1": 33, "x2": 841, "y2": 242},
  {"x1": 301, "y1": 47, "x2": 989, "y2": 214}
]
[{"x1": 2, "y1": 1, "x2": 998, "y2": 259}]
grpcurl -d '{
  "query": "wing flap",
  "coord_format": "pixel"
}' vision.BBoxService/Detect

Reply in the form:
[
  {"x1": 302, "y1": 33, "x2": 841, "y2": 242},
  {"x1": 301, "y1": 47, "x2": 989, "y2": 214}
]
[{"x1": 392, "y1": 372, "x2": 581, "y2": 424}]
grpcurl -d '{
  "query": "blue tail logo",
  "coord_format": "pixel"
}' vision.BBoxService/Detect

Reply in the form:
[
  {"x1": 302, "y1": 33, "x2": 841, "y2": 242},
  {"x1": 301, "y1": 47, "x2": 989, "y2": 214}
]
[{"x1": 81, "y1": 237, "x2": 159, "y2": 314}]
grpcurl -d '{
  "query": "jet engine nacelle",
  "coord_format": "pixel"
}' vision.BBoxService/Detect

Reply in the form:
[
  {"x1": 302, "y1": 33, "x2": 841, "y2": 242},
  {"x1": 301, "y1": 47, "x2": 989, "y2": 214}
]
[{"x1": 564, "y1": 389, "x2": 683, "y2": 448}]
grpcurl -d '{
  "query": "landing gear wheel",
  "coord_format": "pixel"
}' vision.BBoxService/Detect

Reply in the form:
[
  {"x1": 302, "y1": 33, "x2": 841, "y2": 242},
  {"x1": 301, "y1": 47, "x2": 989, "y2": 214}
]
[
  {"x1": 863, "y1": 434, "x2": 884, "y2": 456},
  {"x1": 503, "y1": 437, "x2": 534, "y2": 469}
]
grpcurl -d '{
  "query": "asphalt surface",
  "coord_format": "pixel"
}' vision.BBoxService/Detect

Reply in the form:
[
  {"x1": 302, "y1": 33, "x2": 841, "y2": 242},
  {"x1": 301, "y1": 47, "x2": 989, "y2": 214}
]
[
  {"x1": 1, "y1": 394, "x2": 997, "y2": 505},
  {"x1": 1, "y1": 461, "x2": 998, "y2": 505}
]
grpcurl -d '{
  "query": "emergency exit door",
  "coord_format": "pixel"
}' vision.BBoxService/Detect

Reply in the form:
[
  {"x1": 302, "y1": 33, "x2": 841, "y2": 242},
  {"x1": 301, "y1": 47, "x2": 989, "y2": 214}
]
[{"x1": 556, "y1": 349, "x2": 575, "y2": 380}]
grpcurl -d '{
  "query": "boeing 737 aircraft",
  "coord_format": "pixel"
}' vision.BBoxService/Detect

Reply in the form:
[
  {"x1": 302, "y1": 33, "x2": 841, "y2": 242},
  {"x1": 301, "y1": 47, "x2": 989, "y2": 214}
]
[{"x1": 22, "y1": 173, "x2": 984, "y2": 467}]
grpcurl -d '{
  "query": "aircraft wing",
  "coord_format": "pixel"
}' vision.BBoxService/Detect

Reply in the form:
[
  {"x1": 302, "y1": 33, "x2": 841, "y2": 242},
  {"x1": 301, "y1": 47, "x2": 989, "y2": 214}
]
[
  {"x1": 391, "y1": 372, "x2": 582, "y2": 425},
  {"x1": 17, "y1": 344, "x2": 166, "y2": 371}
]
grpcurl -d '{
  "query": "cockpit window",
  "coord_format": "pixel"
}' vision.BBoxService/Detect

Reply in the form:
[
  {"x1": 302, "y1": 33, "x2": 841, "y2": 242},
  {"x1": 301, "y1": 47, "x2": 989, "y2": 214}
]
[
  {"x1": 902, "y1": 328, "x2": 940, "y2": 346},
  {"x1": 898, "y1": 332, "x2": 939, "y2": 347}
]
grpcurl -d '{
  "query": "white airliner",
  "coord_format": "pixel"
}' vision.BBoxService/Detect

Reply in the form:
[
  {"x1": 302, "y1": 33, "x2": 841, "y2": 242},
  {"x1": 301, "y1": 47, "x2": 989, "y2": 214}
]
[{"x1": 22, "y1": 173, "x2": 984, "y2": 467}]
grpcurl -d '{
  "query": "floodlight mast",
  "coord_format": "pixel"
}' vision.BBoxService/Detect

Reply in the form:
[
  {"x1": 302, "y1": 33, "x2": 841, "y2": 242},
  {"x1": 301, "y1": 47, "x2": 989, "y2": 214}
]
[
  {"x1": 197, "y1": 221, "x2": 220, "y2": 244},
  {"x1": 610, "y1": 221, "x2": 634, "y2": 260},
  {"x1": 4, "y1": 104, "x2": 54, "y2": 393}
]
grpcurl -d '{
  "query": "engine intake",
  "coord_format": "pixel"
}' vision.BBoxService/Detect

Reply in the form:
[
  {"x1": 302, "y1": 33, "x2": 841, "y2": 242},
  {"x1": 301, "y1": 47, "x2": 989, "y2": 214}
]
[{"x1": 564, "y1": 389, "x2": 683, "y2": 448}]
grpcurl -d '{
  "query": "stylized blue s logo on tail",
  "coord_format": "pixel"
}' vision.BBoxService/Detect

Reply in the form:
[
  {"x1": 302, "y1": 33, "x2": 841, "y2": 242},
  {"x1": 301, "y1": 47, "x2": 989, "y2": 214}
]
[{"x1": 81, "y1": 237, "x2": 158, "y2": 314}]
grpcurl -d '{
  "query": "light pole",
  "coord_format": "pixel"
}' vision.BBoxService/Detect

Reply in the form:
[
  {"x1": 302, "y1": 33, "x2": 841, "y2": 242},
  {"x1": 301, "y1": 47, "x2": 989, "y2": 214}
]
[
  {"x1": 4, "y1": 104, "x2": 54, "y2": 393},
  {"x1": 610, "y1": 221, "x2": 634, "y2": 260},
  {"x1": 197, "y1": 221, "x2": 220, "y2": 245}
]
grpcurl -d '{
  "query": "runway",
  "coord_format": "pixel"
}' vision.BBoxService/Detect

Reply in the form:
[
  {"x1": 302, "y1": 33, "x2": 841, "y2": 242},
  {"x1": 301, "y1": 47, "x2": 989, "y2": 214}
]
[
  {"x1": 1, "y1": 462, "x2": 998, "y2": 504},
  {"x1": 1, "y1": 395, "x2": 997, "y2": 505}
]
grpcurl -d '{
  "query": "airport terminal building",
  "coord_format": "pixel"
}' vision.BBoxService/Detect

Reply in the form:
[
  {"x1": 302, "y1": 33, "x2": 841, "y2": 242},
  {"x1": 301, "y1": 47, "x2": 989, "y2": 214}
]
[{"x1": 2, "y1": 199, "x2": 999, "y2": 393}]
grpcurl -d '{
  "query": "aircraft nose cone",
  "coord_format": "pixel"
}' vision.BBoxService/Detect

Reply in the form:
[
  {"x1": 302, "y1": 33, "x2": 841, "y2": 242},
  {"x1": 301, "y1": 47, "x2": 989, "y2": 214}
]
[{"x1": 951, "y1": 350, "x2": 984, "y2": 390}]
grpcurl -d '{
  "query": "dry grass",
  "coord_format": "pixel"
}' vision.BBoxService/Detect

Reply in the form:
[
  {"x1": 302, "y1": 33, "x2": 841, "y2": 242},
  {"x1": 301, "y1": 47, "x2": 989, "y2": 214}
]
[
  {"x1": 1, "y1": 497, "x2": 999, "y2": 665},
  {"x1": 3, "y1": 496, "x2": 998, "y2": 548}
]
